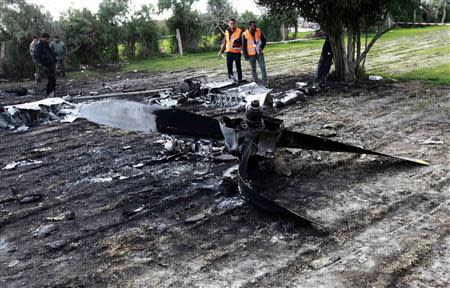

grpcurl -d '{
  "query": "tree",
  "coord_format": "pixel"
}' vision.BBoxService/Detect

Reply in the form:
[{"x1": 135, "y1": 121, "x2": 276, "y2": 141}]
[
  {"x1": 205, "y1": 0, "x2": 238, "y2": 36},
  {"x1": 256, "y1": 0, "x2": 419, "y2": 81},
  {"x1": 432, "y1": 0, "x2": 449, "y2": 23},
  {"x1": 158, "y1": 0, "x2": 203, "y2": 52},
  {"x1": 126, "y1": 5, "x2": 160, "y2": 58},
  {"x1": 97, "y1": 0, "x2": 129, "y2": 61},
  {"x1": 0, "y1": 0, "x2": 52, "y2": 77},
  {"x1": 60, "y1": 8, "x2": 108, "y2": 65}
]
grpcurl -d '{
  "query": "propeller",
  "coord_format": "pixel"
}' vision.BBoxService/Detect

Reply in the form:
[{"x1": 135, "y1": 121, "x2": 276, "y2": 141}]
[{"x1": 79, "y1": 99, "x2": 430, "y2": 228}]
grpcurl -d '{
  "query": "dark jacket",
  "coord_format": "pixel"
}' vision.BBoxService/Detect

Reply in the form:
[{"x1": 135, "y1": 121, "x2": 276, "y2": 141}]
[
  {"x1": 242, "y1": 29, "x2": 267, "y2": 59},
  {"x1": 34, "y1": 40, "x2": 56, "y2": 67}
]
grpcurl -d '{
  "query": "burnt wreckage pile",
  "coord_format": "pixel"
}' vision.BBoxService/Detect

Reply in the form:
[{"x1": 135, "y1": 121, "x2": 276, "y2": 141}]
[{"x1": 1, "y1": 77, "x2": 430, "y2": 228}]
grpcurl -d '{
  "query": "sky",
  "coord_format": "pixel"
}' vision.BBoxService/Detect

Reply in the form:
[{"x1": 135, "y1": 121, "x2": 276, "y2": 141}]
[{"x1": 27, "y1": 0, "x2": 264, "y2": 20}]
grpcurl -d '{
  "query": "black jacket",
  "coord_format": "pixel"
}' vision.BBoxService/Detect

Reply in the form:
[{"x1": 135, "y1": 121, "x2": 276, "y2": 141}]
[
  {"x1": 242, "y1": 30, "x2": 267, "y2": 58},
  {"x1": 34, "y1": 41, "x2": 56, "y2": 67}
]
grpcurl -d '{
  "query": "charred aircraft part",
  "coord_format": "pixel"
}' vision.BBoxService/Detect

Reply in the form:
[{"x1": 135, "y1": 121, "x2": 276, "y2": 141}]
[
  {"x1": 237, "y1": 138, "x2": 321, "y2": 227},
  {"x1": 77, "y1": 100, "x2": 429, "y2": 227},
  {"x1": 79, "y1": 100, "x2": 223, "y2": 139},
  {"x1": 3, "y1": 87, "x2": 28, "y2": 96},
  {"x1": 277, "y1": 130, "x2": 430, "y2": 166},
  {"x1": 1, "y1": 98, "x2": 76, "y2": 129},
  {"x1": 220, "y1": 101, "x2": 321, "y2": 227},
  {"x1": 209, "y1": 93, "x2": 244, "y2": 108}
]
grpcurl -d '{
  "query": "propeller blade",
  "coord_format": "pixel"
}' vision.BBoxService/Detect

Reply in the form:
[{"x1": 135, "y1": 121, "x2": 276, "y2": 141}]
[
  {"x1": 277, "y1": 130, "x2": 430, "y2": 166},
  {"x1": 238, "y1": 138, "x2": 324, "y2": 228},
  {"x1": 79, "y1": 100, "x2": 223, "y2": 139}
]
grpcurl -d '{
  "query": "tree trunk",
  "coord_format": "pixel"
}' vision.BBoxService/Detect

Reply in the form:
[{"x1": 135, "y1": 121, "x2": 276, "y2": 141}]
[
  {"x1": 0, "y1": 41, "x2": 5, "y2": 75},
  {"x1": 293, "y1": 22, "x2": 298, "y2": 39},
  {"x1": 127, "y1": 38, "x2": 136, "y2": 59},
  {"x1": 111, "y1": 42, "x2": 119, "y2": 61},
  {"x1": 176, "y1": 28, "x2": 183, "y2": 55},
  {"x1": 140, "y1": 33, "x2": 147, "y2": 58},
  {"x1": 435, "y1": 6, "x2": 439, "y2": 23},
  {"x1": 328, "y1": 31, "x2": 354, "y2": 81},
  {"x1": 281, "y1": 22, "x2": 286, "y2": 41},
  {"x1": 442, "y1": 1, "x2": 447, "y2": 23}
]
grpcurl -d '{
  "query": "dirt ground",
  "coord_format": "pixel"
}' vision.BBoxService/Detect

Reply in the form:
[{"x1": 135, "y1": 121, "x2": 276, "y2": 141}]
[{"x1": 0, "y1": 70, "x2": 449, "y2": 288}]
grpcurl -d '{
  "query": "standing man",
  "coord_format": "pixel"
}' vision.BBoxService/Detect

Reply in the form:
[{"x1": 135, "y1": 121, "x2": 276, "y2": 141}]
[
  {"x1": 50, "y1": 35, "x2": 66, "y2": 77},
  {"x1": 218, "y1": 18, "x2": 243, "y2": 82},
  {"x1": 243, "y1": 21, "x2": 268, "y2": 86},
  {"x1": 29, "y1": 36, "x2": 41, "y2": 83},
  {"x1": 34, "y1": 33, "x2": 56, "y2": 96}
]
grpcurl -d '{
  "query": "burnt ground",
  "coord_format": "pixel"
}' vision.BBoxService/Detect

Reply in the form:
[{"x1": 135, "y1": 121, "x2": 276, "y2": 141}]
[{"x1": 0, "y1": 72, "x2": 449, "y2": 288}]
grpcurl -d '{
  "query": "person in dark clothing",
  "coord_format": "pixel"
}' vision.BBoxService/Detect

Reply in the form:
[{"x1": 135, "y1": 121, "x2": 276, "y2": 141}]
[
  {"x1": 242, "y1": 21, "x2": 268, "y2": 86},
  {"x1": 218, "y1": 18, "x2": 243, "y2": 82},
  {"x1": 33, "y1": 33, "x2": 56, "y2": 96},
  {"x1": 315, "y1": 36, "x2": 333, "y2": 84}
]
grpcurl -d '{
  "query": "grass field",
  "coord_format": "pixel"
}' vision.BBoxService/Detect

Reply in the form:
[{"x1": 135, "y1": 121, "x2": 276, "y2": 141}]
[{"x1": 106, "y1": 26, "x2": 450, "y2": 85}]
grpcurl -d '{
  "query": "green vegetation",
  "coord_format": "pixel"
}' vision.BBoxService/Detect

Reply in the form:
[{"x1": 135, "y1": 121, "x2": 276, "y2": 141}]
[
  {"x1": 388, "y1": 63, "x2": 450, "y2": 85},
  {"x1": 124, "y1": 52, "x2": 223, "y2": 72}
]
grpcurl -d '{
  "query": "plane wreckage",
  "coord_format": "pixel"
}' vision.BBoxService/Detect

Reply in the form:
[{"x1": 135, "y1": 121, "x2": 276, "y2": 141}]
[
  {"x1": 77, "y1": 98, "x2": 430, "y2": 229},
  {"x1": 0, "y1": 78, "x2": 430, "y2": 228}
]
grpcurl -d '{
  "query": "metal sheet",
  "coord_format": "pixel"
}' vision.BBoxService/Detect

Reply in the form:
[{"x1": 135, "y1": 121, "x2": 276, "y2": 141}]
[{"x1": 80, "y1": 100, "x2": 224, "y2": 139}]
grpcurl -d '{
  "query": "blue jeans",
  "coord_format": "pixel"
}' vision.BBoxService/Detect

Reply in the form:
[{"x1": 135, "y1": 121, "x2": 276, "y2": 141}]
[{"x1": 248, "y1": 53, "x2": 267, "y2": 85}]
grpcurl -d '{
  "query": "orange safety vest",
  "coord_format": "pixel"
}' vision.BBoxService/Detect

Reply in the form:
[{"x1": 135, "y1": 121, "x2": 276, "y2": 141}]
[
  {"x1": 243, "y1": 28, "x2": 263, "y2": 56},
  {"x1": 225, "y1": 27, "x2": 242, "y2": 53}
]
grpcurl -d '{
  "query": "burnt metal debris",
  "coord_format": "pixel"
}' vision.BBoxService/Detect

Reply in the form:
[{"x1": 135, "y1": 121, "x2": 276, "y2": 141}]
[
  {"x1": 3, "y1": 87, "x2": 28, "y2": 96},
  {"x1": 1, "y1": 78, "x2": 430, "y2": 228},
  {"x1": 77, "y1": 98, "x2": 430, "y2": 228}
]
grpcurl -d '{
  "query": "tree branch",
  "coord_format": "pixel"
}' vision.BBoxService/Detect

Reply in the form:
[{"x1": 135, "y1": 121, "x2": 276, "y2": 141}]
[{"x1": 356, "y1": 15, "x2": 397, "y2": 65}]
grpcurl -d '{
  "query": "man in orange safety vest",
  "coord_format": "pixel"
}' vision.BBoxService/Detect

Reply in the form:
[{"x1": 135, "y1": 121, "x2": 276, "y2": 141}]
[
  {"x1": 218, "y1": 18, "x2": 243, "y2": 82},
  {"x1": 242, "y1": 20, "x2": 268, "y2": 86}
]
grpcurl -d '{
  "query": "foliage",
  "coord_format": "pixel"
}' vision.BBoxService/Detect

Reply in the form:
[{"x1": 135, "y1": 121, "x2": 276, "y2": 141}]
[
  {"x1": 96, "y1": 0, "x2": 129, "y2": 60},
  {"x1": 59, "y1": 8, "x2": 106, "y2": 65},
  {"x1": 0, "y1": 0, "x2": 52, "y2": 77},
  {"x1": 205, "y1": 0, "x2": 238, "y2": 35},
  {"x1": 158, "y1": 0, "x2": 204, "y2": 52},
  {"x1": 123, "y1": 5, "x2": 161, "y2": 58}
]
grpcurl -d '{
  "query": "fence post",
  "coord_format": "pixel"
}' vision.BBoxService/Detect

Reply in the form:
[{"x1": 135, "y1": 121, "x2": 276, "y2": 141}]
[{"x1": 176, "y1": 29, "x2": 183, "y2": 56}]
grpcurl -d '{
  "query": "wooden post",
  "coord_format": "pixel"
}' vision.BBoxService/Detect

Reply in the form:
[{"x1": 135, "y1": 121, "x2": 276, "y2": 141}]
[
  {"x1": 0, "y1": 41, "x2": 5, "y2": 75},
  {"x1": 176, "y1": 28, "x2": 183, "y2": 56},
  {"x1": 281, "y1": 22, "x2": 286, "y2": 41}
]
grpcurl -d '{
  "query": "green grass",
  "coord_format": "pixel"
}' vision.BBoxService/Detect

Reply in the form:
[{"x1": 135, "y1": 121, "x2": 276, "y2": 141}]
[
  {"x1": 124, "y1": 39, "x2": 324, "y2": 73},
  {"x1": 376, "y1": 25, "x2": 449, "y2": 41},
  {"x1": 124, "y1": 51, "x2": 223, "y2": 72},
  {"x1": 287, "y1": 31, "x2": 312, "y2": 39},
  {"x1": 387, "y1": 63, "x2": 450, "y2": 85},
  {"x1": 412, "y1": 45, "x2": 450, "y2": 55}
]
